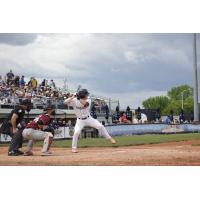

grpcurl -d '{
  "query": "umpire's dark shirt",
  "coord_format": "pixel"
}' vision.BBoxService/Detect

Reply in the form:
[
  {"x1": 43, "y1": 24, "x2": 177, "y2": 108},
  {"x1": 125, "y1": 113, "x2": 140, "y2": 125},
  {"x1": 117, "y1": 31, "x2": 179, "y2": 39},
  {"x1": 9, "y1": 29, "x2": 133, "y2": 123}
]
[{"x1": 1, "y1": 106, "x2": 25, "y2": 135}]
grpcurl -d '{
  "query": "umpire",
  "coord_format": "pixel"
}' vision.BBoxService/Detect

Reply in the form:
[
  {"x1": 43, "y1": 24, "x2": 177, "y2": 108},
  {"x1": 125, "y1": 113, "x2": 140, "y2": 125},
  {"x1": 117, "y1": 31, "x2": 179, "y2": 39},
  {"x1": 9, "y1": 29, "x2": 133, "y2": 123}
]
[{"x1": 0, "y1": 99, "x2": 32, "y2": 156}]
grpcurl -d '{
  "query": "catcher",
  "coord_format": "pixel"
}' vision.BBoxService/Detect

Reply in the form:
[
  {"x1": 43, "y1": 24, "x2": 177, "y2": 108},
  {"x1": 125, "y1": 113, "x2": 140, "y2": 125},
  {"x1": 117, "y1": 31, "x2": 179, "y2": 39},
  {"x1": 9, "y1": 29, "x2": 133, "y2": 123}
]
[{"x1": 23, "y1": 104, "x2": 56, "y2": 156}]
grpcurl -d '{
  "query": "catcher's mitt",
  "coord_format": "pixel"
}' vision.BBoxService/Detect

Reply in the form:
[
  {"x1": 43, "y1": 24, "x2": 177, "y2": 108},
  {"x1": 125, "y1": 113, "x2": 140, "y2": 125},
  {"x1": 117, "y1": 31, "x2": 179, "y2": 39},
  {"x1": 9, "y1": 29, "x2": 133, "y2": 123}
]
[{"x1": 44, "y1": 123, "x2": 60, "y2": 135}]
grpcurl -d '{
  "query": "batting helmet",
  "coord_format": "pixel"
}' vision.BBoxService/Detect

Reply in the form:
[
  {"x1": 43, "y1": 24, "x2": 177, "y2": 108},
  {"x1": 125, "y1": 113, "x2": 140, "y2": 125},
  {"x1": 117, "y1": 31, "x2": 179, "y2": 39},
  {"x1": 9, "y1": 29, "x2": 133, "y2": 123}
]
[{"x1": 77, "y1": 89, "x2": 89, "y2": 99}]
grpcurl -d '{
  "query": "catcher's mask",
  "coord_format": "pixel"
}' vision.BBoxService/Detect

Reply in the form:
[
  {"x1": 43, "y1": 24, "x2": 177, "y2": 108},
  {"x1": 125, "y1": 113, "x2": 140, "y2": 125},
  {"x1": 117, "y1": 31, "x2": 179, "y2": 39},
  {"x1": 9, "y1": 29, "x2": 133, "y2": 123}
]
[
  {"x1": 37, "y1": 120, "x2": 45, "y2": 126},
  {"x1": 77, "y1": 89, "x2": 89, "y2": 100}
]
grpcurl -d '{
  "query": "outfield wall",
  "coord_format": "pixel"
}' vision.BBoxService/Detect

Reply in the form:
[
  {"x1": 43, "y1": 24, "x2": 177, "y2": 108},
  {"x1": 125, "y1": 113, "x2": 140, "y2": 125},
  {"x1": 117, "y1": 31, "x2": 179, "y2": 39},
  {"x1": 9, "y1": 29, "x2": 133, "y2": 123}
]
[{"x1": 105, "y1": 124, "x2": 200, "y2": 136}]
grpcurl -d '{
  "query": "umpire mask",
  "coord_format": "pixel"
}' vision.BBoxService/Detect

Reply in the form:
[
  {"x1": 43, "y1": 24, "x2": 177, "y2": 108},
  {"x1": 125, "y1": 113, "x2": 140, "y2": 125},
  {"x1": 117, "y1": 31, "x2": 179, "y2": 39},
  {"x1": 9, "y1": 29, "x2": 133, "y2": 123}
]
[
  {"x1": 26, "y1": 106, "x2": 31, "y2": 112},
  {"x1": 51, "y1": 110, "x2": 56, "y2": 116}
]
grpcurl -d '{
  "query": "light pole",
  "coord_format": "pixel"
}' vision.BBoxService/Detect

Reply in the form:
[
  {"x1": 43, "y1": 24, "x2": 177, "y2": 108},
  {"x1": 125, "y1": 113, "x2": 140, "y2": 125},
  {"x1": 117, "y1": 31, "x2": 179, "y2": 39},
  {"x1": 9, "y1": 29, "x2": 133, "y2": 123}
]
[
  {"x1": 181, "y1": 90, "x2": 187, "y2": 110},
  {"x1": 181, "y1": 88, "x2": 191, "y2": 110},
  {"x1": 193, "y1": 33, "x2": 199, "y2": 121}
]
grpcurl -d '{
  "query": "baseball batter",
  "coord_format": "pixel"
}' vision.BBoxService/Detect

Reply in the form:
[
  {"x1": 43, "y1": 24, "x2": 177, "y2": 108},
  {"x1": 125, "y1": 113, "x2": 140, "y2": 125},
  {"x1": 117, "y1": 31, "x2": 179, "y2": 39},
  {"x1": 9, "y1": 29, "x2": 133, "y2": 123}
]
[{"x1": 64, "y1": 89, "x2": 116, "y2": 153}]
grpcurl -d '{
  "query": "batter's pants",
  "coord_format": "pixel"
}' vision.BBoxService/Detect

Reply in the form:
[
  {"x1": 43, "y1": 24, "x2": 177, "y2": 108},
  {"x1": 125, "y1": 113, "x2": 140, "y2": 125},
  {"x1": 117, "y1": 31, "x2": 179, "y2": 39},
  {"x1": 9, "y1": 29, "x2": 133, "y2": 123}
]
[{"x1": 72, "y1": 116, "x2": 111, "y2": 149}]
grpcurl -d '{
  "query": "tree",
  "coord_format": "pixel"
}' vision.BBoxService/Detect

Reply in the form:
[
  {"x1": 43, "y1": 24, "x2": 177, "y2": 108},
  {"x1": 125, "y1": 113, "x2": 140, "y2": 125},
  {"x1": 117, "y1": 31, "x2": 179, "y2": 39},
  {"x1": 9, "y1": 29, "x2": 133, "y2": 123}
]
[
  {"x1": 142, "y1": 84, "x2": 194, "y2": 116},
  {"x1": 142, "y1": 96, "x2": 170, "y2": 113},
  {"x1": 162, "y1": 97, "x2": 194, "y2": 115},
  {"x1": 167, "y1": 85, "x2": 193, "y2": 101}
]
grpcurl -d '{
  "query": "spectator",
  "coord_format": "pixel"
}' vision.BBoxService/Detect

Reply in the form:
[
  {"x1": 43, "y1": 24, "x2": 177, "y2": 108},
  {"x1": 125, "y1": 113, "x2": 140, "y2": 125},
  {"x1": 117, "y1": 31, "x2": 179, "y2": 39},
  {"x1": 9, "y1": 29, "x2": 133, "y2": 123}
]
[
  {"x1": 126, "y1": 106, "x2": 132, "y2": 121},
  {"x1": 112, "y1": 112, "x2": 119, "y2": 124},
  {"x1": 121, "y1": 112, "x2": 128, "y2": 123},
  {"x1": 0, "y1": 97, "x2": 7, "y2": 105},
  {"x1": 105, "y1": 104, "x2": 109, "y2": 122},
  {"x1": 0, "y1": 72, "x2": 111, "y2": 113},
  {"x1": 136, "y1": 107, "x2": 142, "y2": 122},
  {"x1": 25, "y1": 89, "x2": 32, "y2": 100},
  {"x1": 126, "y1": 106, "x2": 130, "y2": 112},
  {"x1": 91, "y1": 102, "x2": 97, "y2": 118},
  {"x1": 179, "y1": 109, "x2": 185, "y2": 123},
  {"x1": 19, "y1": 75, "x2": 25, "y2": 88},
  {"x1": 0, "y1": 75, "x2": 6, "y2": 86},
  {"x1": 41, "y1": 79, "x2": 46, "y2": 87},
  {"x1": 49, "y1": 79, "x2": 56, "y2": 89},
  {"x1": 155, "y1": 108, "x2": 161, "y2": 123},
  {"x1": 116, "y1": 105, "x2": 120, "y2": 120},
  {"x1": 169, "y1": 110, "x2": 174, "y2": 123},
  {"x1": 45, "y1": 79, "x2": 48, "y2": 87},
  {"x1": 116, "y1": 105, "x2": 119, "y2": 113},
  {"x1": 31, "y1": 77, "x2": 38, "y2": 89},
  {"x1": 189, "y1": 111, "x2": 194, "y2": 123},
  {"x1": 31, "y1": 89, "x2": 37, "y2": 97},
  {"x1": 165, "y1": 115, "x2": 171, "y2": 124},
  {"x1": 41, "y1": 79, "x2": 48, "y2": 89},
  {"x1": 14, "y1": 76, "x2": 20, "y2": 87},
  {"x1": 27, "y1": 77, "x2": 32, "y2": 87},
  {"x1": 6, "y1": 70, "x2": 14, "y2": 85}
]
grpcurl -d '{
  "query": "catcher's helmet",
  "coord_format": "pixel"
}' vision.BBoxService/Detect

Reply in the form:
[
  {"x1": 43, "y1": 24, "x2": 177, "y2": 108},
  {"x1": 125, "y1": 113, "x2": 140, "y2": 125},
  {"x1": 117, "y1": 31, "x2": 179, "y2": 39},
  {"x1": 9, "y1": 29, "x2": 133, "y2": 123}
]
[{"x1": 77, "y1": 89, "x2": 89, "y2": 99}]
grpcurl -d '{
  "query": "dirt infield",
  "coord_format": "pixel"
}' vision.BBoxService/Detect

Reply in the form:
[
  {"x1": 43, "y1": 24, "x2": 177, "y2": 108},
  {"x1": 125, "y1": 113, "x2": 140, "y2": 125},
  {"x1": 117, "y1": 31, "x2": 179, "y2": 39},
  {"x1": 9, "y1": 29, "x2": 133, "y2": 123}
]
[{"x1": 1, "y1": 140, "x2": 200, "y2": 165}]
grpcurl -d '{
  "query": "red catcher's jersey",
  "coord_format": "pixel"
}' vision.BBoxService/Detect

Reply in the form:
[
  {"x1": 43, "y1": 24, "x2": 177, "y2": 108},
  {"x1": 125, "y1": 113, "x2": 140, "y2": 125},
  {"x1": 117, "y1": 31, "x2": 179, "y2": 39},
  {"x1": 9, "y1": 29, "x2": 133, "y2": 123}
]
[{"x1": 26, "y1": 114, "x2": 51, "y2": 129}]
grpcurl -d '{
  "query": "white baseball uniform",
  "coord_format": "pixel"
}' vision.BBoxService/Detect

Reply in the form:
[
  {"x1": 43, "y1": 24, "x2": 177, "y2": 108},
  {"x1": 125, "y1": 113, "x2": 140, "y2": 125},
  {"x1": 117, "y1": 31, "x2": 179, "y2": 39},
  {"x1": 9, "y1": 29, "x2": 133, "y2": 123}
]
[{"x1": 64, "y1": 97, "x2": 111, "y2": 149}]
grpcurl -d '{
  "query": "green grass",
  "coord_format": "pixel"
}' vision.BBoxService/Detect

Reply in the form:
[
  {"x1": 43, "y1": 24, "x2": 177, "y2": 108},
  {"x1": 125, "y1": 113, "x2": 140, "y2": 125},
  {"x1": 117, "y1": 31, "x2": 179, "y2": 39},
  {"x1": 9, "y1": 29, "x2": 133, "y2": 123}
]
[
  {"x1": 46, "y1": 133, "x2": 200, "y2": 148},
  {"x1": 2, "y1": 133, "x2": 200, "y2": 148}
]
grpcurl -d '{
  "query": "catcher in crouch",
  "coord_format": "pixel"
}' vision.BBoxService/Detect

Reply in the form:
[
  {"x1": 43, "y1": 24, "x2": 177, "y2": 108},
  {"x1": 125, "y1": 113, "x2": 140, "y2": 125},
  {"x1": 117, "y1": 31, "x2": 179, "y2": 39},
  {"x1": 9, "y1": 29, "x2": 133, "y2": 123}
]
[
  {"x1": 23, "y1": 105, "x2": 56, "y2": 156},
  {"x1": 64, "y1": 89, "x2": 116, "y2": 153}
]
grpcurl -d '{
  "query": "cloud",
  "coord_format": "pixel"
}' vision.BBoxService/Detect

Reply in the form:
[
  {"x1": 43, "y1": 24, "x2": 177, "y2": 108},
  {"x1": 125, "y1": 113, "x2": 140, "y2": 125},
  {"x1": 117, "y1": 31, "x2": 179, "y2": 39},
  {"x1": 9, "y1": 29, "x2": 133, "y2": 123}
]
[
  {"x1": 0, "y1": 33, "x2": 38, "y2": 46},
  {"x1": 0, "y1": 33, "x2": 194, "y2": 108}
]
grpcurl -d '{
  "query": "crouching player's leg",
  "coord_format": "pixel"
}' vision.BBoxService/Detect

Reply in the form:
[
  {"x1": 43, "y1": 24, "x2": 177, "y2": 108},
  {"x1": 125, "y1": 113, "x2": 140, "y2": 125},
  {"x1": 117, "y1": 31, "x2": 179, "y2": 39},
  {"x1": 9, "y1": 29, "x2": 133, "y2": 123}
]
[
  {"x1": 22, "y1": 128, "x2": 53, "y2": 156},
  {"x1": 87, "y1": 117, "x2": 116, "y2": 144},
  {"x1": 41, "y1": 133, "x2": 53, "y2": 156},
  {"x1": 24, "y1": 140, "x2": 34, "y2": 156}
]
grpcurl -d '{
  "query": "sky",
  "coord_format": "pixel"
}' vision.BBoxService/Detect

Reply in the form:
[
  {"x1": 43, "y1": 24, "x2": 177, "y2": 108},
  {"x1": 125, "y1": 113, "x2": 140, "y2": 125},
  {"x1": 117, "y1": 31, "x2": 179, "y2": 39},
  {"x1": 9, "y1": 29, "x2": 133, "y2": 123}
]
[{"x1": 0, "y1": 33, "x2": 197, "y2": 108}]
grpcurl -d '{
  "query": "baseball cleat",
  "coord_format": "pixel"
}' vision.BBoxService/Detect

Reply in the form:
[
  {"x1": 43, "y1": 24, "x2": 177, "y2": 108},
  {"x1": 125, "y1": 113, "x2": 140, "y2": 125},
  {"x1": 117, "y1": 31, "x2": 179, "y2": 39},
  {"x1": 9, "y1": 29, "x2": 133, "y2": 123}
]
[
  {"x1": 8, "y1": 150, "x2": 24, "y2": 156},
  {"x1": 24, "y1": 151, "x2": 34, "y2": 156},
  {"x1": 72, "y1": 148, "x2": 78, "y2": 153},
  {"x1": 41, "y1": 151, "x2": 52, "y2": 156},
  {"x1": 109, "y1": 138, "x2": 116, "y2": 144},
  {"x1": 16, "y1": 150, "x2": 24, "y2": 155}
]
